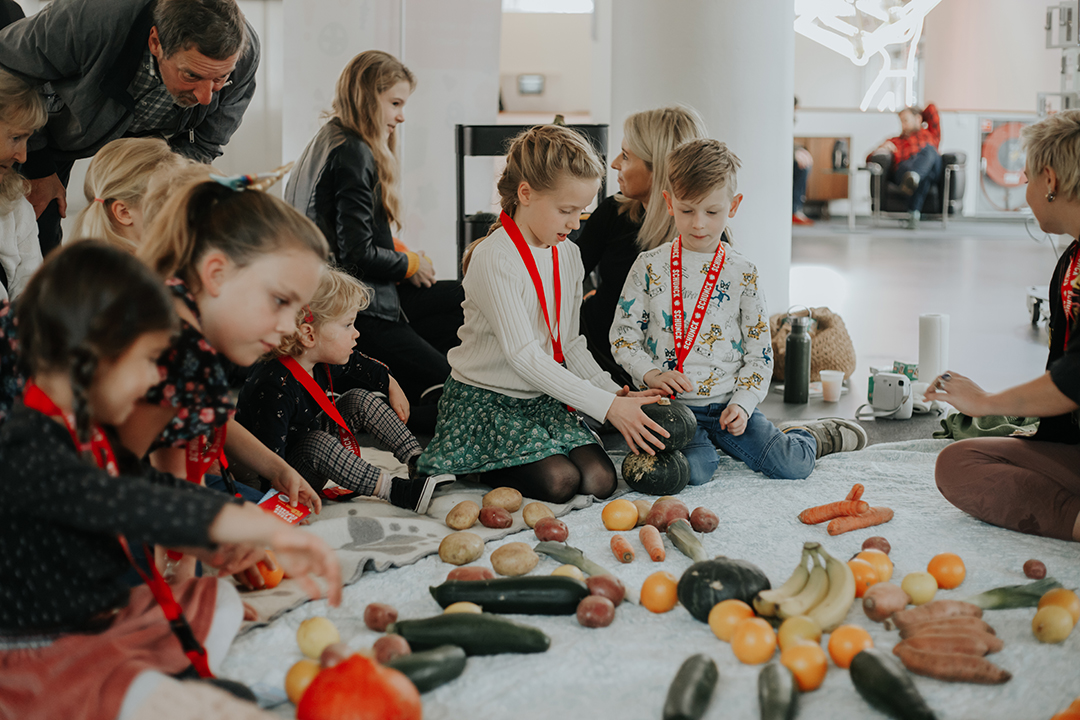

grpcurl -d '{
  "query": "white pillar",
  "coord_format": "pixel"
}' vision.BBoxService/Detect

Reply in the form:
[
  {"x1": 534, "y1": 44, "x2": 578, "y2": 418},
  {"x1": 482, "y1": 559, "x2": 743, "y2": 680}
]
[{"x1": 610, "y1": 0, "x2": 794, "y2": 313}]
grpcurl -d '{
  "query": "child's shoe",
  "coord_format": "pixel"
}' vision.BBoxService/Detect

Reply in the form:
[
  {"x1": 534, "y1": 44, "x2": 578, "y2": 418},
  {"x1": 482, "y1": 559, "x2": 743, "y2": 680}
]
[
  {"x1": 389, "y1": 473, "x2": 456, "y2": 513},
  {"x1": 777, "y1": 418, "x2": 867, "y2": 459}
]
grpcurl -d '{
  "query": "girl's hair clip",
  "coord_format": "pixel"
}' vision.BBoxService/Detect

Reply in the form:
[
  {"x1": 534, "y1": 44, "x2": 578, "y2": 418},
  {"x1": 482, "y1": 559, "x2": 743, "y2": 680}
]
[
  {"x1": 209, "y1": 162, "x2": 295, "y2": 192},
  {"x1": 303, "y1": 306, "x2": 314, "y2": 324}
]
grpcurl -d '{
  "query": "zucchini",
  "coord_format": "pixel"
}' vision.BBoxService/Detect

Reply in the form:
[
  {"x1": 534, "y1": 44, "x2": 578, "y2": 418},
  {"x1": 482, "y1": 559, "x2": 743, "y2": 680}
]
[
  {"x1": 757, "y1": 662, "x2": 797, "y2": 720},
  {"x1": 663, "y1": 654, "x2": 718, "y2": 720},
  {"x1": 384, "y1": 645, "x2": 466, "y2": 693},
  {"x1": 429, "y1": 576, "x2": 589, "y2": 615},
  {"x1": 387, "y1": 613, "x2": 550, "y2": 655},
  {"x1": 849, "y1": 648, "x2": 937, "y2": 720}
]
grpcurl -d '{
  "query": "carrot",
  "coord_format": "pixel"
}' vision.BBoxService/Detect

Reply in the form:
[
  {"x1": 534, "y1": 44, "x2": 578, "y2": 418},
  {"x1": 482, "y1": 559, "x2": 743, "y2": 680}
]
[
  {"x1": 898, "y1": 616, "x2": 996, "y2": 640},
  {"x1": 798, "y1": 500, "x2": 870, "y2": 525},
  {"x1": 639, "y1": 524, "x2": 665, "y2": 562},
  {"x1": 894, "y1": 634, "x2": 991, "y2": 657},
  {"x1": 845, "y1": 483, "x2": 865, "y2": 502},
  {"x1": 610, "y1": 534, "x2": 634, "y2": 563},
  {"x1": 826, "y1": 506, "x2": 893, "y2": 535},
  {"x1": 892, "y1": 645, "x2": 1012, "y2": 684},
  {"x1": 887, "y1": 599, "x2": 983, "y2": 631},
  {"x1": 904, "y1": 630, "x2": 1004, "y2": 654}
]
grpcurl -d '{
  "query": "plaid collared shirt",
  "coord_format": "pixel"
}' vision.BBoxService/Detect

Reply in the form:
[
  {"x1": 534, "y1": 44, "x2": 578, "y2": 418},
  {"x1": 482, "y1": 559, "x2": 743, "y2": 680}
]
[{"x1": 126, "y1": 48, "x2": 183, "y2": 137}]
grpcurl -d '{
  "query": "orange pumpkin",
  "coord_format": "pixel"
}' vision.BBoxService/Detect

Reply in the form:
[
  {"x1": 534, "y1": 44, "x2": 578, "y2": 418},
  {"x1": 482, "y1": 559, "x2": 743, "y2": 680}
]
[{"x1": 296, "y1": 654, "x2": 421, "y2": 720}]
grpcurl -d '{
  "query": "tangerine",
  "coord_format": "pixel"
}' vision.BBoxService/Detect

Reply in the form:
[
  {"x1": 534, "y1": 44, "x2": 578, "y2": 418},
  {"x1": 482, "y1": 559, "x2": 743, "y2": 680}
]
[
  {"x1": 640, "y1": 571, "x2": 679, "y2": 613},
  {"x1": 855, "y1": 549, "x2": 893, "y2": 583},
  {"x1": 257, "y1": 549, "x2": 285, "y2": 589},
  {"x1": 848, "y1": 558, "x2": 880, "y2": 599},
  {"x1": 1039, "y1": 588, "x2": 1080, "y2": 625},
  {"x1": 926, "y1": 553, "x2": 966, "y2": 589},
  {"x1": 602, "y1": 498, "x2": 639, "y2": 531},
  {"x1": 827, "y1": 624, "x2": 873, "y2": 669},
  {"x1": 708, "y1": 599, "x2": 754, "y2": 642},
  {"x1": 730, "y1": 617, "x2": 777, "y2": 665},
  {"x1": 780, "y1": 641, "x2": 828, "y2": 691}
]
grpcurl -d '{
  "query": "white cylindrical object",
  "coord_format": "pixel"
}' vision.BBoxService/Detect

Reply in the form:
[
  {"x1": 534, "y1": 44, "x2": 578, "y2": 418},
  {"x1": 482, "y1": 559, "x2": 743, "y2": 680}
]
[
  {"x1": 918, "y1": 313, "x2": 950, "y2": 383},
  {"x1": 819, "y1": 370, "x2": 844, "y2": 402}
]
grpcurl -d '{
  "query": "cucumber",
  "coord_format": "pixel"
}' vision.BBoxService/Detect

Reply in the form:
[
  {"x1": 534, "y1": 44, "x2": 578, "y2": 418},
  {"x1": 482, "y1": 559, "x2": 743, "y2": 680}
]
[
  {"x1": 429, "y1": 576, "x2": 589, "y2": 615},
  {"x1": 757, "y1": 662, "x2": 798, "y2": 720},
  {"x1": 384, "y1": 645, "x2": 466, "y2": 693},
  {"x1": 387, "y1": 613, "x2": 550, "y2": 655},
  {"x1": 663, "y1": 654, "x2": 718, "y2": 720},
  {"x1": 849, "y1": 648, "x2": 938, "y2": 720}
]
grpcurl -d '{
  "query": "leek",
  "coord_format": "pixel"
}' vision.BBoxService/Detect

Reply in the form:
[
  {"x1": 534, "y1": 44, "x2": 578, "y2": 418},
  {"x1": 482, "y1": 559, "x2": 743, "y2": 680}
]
[
  {"x1": 667, "y1": 518, "x2": 709, "y2": 563},
  {"x1": 963, "y1": 577, "x2": 1064, "y2": 609}
]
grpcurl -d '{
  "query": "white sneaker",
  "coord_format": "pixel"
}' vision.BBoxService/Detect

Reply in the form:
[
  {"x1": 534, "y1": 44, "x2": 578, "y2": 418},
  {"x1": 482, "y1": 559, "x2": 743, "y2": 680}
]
[{"x1": 777, "y1": 418, "x2": 868, "y2": 459}]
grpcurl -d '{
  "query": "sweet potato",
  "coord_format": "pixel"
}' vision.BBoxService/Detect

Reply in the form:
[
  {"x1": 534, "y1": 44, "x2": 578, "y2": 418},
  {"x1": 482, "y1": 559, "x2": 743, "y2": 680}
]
[
  {"x1": 445, "y1": 500, "x2": 480, "y2": 530},
  {"x1": 362, "y1": 602, "x2": 398, "y2": 632},
  {"x1": 898, "y1": 616, "x2": 996, "y2": 640},
  {"x1": 479, "y1": 506, "x2": 513, "y2": 529},
  {"x1": 909, "y1": 630, "x2": 1004, "y2": 654},
  {"x1": 577, "y1": 595, "x2": 616, "y2": 628},
  {"x1": 586, "y1": 574, "x2": 626, "y2": 607},
  {"x1": 892, "y1": 645, "x2": 1012, "y2": 684},
  {"x1": 862, "y1": 582, "x2": 910, "y2": 622},
  {"x1": 373, "y1": 634, "x2": 411, "y2": 664},
  {"x1": 533, "y1": 516, "x2": 568, "y2": 542},
  {"x1": 483, "y1": 487, "x2": 523, "y2": 512},
  {"x1": 894, "y1": 634, "x2": 991, "y2": 657},
  {"x1": 888, "y1": 599, "x2": 983, "y2": 631},
  {"x1": 446, "y1": 566, "x2": 495, "y2": 582},
  {"x1": 645, "y1": 496, "x2": 690, "y2": 532},
  {"x1": 689, "y1": 507, "x2": 719, "y2": 533}
]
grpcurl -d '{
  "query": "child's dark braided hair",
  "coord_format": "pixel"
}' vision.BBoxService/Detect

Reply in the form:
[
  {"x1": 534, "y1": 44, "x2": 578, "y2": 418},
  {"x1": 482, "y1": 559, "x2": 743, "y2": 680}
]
[{"x1": 17, "y1": 241, "x2": 178, "y2": 445}]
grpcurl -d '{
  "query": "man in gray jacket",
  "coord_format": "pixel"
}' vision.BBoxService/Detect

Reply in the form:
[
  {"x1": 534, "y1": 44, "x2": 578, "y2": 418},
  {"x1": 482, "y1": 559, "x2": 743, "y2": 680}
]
[{"x1": 0, "y1": 0, "x2": 260, "y2": 254}]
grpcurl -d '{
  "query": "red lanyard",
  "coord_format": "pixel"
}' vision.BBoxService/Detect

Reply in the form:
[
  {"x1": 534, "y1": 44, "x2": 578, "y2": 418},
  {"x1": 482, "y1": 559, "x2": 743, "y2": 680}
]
[
  {"x1": 670, "y1": 236, "x2": 727, "y2": 372},
  {"x1": 22, "y1": 381, "x2": 214, "y2": 678},
  {"x1": 185, "y1": 427, "x2": 226, "y2": 485},
  {"x1": 279, "y1": 356, "x2": 362, "y2": 458},
  {"x1": 502, "y1": 211, "x2": 563, "y2": 364},
  {"x1": 1063, "y1": 245, "x2": 1080, "y2": 346}
]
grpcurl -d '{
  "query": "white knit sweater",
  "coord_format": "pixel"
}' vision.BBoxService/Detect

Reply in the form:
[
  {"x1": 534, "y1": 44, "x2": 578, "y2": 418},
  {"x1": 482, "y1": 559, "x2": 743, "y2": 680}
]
[
  {"x1": 449, "y1": 227, "x2": 621, "y2": 421},
  {"x1": 0, "y1": 198, "x2": 41, "y2": 303}
]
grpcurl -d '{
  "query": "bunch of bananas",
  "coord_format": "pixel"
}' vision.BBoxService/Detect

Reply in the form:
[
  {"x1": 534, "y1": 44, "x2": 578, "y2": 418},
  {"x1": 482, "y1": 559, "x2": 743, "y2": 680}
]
[{"x1": 753, "y1": 541, "x2": 856, "y2": 632}]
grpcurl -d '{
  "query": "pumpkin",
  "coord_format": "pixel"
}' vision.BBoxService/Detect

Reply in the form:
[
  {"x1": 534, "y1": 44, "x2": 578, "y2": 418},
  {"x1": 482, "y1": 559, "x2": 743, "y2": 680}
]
[
  {"x1": 677, "y1": 557, "x2": 772, "y2": 623},
  {"x1": 296, "y1": 654, "x2": 421, "y2": 720},
  {"x1": 622, "y1": 450, "x2": 690, "y2": 496},
  {"x1": 642, "y1": 398, "x2": 698, "y2": 451}
]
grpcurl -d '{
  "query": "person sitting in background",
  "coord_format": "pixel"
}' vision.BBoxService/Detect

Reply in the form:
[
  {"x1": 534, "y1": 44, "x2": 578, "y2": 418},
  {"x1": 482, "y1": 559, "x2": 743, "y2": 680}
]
[
  {"x1": 869, "y1": 103, "x2": 941, "y2": 228},
  {"x1": 793, "y1": 96, "x2": 813, "y2": 226}
]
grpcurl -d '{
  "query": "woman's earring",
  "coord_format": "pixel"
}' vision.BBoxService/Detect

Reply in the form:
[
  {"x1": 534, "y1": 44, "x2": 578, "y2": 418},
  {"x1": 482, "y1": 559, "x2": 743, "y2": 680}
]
[{"x1": 1047, "y1": 191, "x2": 1056, "y2": 202}]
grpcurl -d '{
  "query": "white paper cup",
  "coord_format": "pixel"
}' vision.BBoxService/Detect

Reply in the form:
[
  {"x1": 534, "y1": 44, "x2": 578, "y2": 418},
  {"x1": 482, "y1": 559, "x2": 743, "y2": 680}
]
[{"x1": 820, "y1": 370, "x2": 845, "y2": 402}]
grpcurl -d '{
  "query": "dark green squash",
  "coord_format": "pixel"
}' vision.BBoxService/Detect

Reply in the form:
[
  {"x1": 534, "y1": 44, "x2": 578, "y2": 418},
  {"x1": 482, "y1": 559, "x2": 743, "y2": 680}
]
[
  {"x1": 642, "y1": 398, "x2": 698, "y2": 451},
  {"x1": 622, "y1": 450, "x2": 690, "y2": 496},
  {"x1": 849, "y1": 648, "x2": 938, "y2": 720},
  {"x1": 663, "y1": 654, "x2": 719, "y2": 720},
  {"x1": 676, "y1": 557, "x2": 772, "y2": 623}
]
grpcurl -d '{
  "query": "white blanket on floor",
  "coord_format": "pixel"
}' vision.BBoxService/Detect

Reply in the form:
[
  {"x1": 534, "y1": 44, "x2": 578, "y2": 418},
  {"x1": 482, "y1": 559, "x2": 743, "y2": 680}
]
[{"x1": 221, "y1": 440, "x2": 1080, "y2": 720}]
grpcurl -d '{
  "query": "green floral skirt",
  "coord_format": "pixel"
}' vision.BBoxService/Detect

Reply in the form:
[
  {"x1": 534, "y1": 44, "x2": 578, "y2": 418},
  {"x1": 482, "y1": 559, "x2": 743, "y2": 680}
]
[{"x1": 418, "y1": 377, "x2": 600, "y2": 475}]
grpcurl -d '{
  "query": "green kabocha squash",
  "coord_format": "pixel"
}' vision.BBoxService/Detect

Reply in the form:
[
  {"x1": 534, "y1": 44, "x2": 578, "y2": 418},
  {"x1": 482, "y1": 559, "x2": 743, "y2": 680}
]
[
  {"x1": 642, "y1": 398, "x2": 697, "y2": 451},
  {"x1": 621, "y1": 450, "x2": 690, "y2": 496},
  {"x1": 677, "y1": 557, "x2": 772, "y2": 623}
]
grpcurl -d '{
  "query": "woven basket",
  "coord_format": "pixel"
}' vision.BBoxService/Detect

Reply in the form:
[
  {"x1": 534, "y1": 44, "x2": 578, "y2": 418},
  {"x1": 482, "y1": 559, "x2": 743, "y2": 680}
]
[{"x1": 770, "y1": 306, "x2": 857, "y2": 382}]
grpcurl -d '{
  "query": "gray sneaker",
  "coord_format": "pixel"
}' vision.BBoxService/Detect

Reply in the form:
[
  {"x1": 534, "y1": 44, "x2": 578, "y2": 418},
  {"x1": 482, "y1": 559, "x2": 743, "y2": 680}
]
[
  {"x1": 777, "y1": 418, "x2": 868, "y2": 459},
  {"x1": 907, "y1": 209, "x2": 920, "y2": 230},
  {"x1": 900, "y1": 171, "x2": 920, "y2": 196}
]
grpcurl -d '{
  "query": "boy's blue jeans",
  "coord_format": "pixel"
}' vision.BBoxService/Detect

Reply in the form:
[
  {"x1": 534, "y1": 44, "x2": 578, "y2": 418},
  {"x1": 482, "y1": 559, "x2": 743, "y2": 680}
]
[{"x1": 682, "y1": 403, "x2": 817, "y2": 484}]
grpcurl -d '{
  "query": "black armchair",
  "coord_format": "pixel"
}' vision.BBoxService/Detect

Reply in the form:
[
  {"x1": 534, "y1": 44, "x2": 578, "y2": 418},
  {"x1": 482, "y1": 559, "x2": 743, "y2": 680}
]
[{"x1": 866, "y1": 151, "x2": 967, "y2": 227}]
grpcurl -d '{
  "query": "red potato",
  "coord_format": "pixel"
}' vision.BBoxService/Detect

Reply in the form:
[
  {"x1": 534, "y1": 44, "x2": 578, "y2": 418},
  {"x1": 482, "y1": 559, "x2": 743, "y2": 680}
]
[
  {"x1": 363, "y1": 603, "x2": 398, "y2": 632},
  {"x1": 446, "y1": 566, "x2": 495, "y2": 582},
  {"x1": 894, "y1": 634, "x2": 992, "y2": 657},
  {"x1": 862, "y1": 536, "x2": 892, "y2": 555},
  {"x1": 892, "y1": 645, "x2": 1011, "y2": 684},
  {"x1": 862, "y1": 582, "x2": 911, "y2": 622},
  {"x1": 534, "y1": 516, "x2": 569, "y2": 542},
  {"x1": 373, "y1": 634, "x2": 411, "y2": 664},
  {"x1": 689, "y1": 507, "x2": 719, "y2": 533},
  {"x1": 586, "y1": 574, "x2": 626, "y2": 607},
  {"x1": 1023, "y1": 559, "x2": 1047, "y2": 580},
  {"x1": 479, "y1": 506, "x2": 513, "y2": 529},
  {"x1": 898, "y1": 616, "x2": 995, "y2": 640},
  {"x1": 577, "y1": 595, "x2": 616, "y2": 628},
  {"x1": 888, "y1": 599, "x2": 983, "y2": 631},
  {"x1": 645, "y1": 497, "x2": 690, "y2": 532},
  {"x1": 319, "y1": 642, "x2": 356, "y2": 669}
]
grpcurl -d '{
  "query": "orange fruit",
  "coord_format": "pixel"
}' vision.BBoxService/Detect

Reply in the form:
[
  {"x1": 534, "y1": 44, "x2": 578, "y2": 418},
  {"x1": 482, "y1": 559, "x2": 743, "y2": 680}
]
[
  {"x1": 827, "y1": 624, "x2": 873, "y2": 669},
  {"x1": 708, "y1": 599, "x2": 755, "y2": 642},
  {"x1": 1050, "y1": 713, "x2": 1080, "y2": 720},
  {"x1": 780, "y1": 641, "x2": 828, "y2": 691},
  {"x1": 257, "y1": 549, "x2": 285, "y2": 589},
  {"x1": 640, "y1": 571, "x2": 679, "y2": 613},
  {"x1": 602, "y1": 498, "x2": 639, "y2": 531},
  {"x1": 926, "y1": 553, "x2": 966, "y2": 589},
  {"x1": 285, "y1": 659, "x2": 321, "y2": 705},
  {"x1": 730, "y1": 617, "x2": 777, "y2": 665},
  {"x1": 1039, "y1": 588, "x2": 1080, "y2": 625},
  {"x1": 777, "y1": 615, "x2": 822, "y2": 651},
  {"x1": 855, "y1": 549, "x2": 893, "y2": 583},
  {"x1": 848, "y1": 559, "x2": 880, "y2": 598}
]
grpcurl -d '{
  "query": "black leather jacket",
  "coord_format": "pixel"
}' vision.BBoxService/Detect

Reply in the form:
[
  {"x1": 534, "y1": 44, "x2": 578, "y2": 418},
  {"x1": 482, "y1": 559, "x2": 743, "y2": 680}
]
[{"x1": 285, "y1": 119, "x2": 408, "y2": 322}]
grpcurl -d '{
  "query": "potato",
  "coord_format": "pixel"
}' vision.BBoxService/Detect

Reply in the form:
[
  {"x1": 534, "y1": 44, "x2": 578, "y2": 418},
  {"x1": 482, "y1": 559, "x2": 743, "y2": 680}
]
[
  {"x1": 862, "y1": 536, "x2": 892, "y2": 555},
  {"x1": 297, "y1": 617, "x2": 341, "y2": 659},
  {"x1": 445, "y1": 500, "x2": 480, "y2": 530},
  {"x1": 551, "y1": 564, "x2": 585, "y2": 581},
  {"x1": 632, "y1": 499, "x2": 653, "y2": 526},
  {"x1": 443, "y1": 601, "x2": 483, "y2": 615},
  {"x1": 586, "y1": 574, "x2": 626, "y2": 607},
  {"x1": 690, "y1": 507, "x2": 719, "y2": 533},
  {"x1": 373, "y1": 634, "x2": 412, "y2": 664},
  {"x1": 319, "y1": 642, "x2": 355, "y2": 669},
  {"x1": 577, "y1": 595, "x2": 616, "y2": 628},
  {"x1": 447, "y1": 566, "x2": 495, "y2": 582},
  {"x1": 522, "y1": 502, "x2": 555, "y2": 528},
  {"x1": 362, "y1": 602, "x2": 398, "y2": 632},
  {"x1": 491, "y1": 542, "x2": 539, "y2": 576},
  {"x1": 862, "y1": 582, "x2": 911, "y2": 622},
  {"x1": 645, "y1": 496, "x2": 690, "y2": 532},
  {"x1": 439, "y1": 531, "x2": 484, "y2": 565},
  {"x1": 1024, "y1": 559, "x2": 1047, "y2": 580},
  {"x1": 483, "y1": 487, "x2": 523, "y2": 513},
  {"x1": 479, "y1": 506, "x2": 513, "y2": 529},
  {"x1": 533, "y1": 516, "x2": 569, "y2": 542}
]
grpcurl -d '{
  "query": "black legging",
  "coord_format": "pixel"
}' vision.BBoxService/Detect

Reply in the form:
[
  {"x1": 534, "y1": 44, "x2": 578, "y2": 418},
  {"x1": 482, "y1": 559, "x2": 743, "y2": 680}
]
[{"x1": 478, "y1": 444, "x2": 617, "y2": 504}]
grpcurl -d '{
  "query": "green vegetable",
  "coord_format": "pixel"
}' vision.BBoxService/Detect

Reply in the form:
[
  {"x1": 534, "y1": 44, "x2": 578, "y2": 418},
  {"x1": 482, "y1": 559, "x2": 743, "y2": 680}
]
[
  {"x1": 757, "y1": 662, "x2": 797, "y2": 720},
  {"x1": 429, "y1": 576, "x2": 589, "y2": 615},
  {"x1": 642, "y1": 398, "x2": 698, "y2": 451},
  {"x1": 387, "y1": 613, "x2": 550, "y2": 655},
  {"x1": 622, "y1": 450, "x2": 690, "y2": 496},
  {"x1": 963, "y1": 577, "x2": 1063, "y2": 609},
  {"x1": 666, "y1": 518, "x2": 708, "y2": 563},
  {"x1": 849, "y1": 648, "x2": 937, "y2": 720},
  {"x1": 677, "y1": 554, "x2": 772, "y2": 623},
  {"x1": 384, "y1": 645, "x2": 467, "y2": 693},
  {"x1": 663, "y1": 654, "x2": 718, "y2": 720}
]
